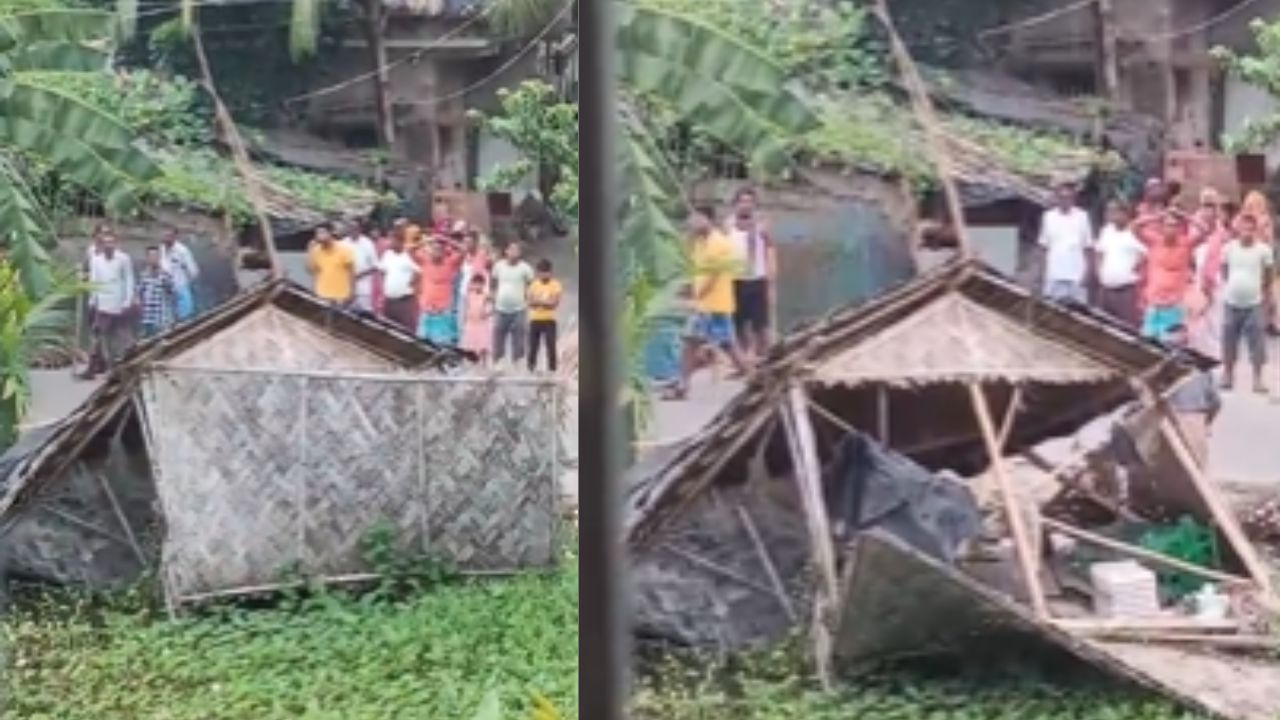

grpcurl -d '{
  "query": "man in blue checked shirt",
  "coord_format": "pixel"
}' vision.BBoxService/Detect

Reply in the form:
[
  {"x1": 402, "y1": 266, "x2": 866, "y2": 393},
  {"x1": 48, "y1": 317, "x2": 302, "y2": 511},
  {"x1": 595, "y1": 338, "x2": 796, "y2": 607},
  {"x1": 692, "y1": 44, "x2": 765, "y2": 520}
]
[{"x1": 137, "y1": 246, "x2": 177, "y2": 339}]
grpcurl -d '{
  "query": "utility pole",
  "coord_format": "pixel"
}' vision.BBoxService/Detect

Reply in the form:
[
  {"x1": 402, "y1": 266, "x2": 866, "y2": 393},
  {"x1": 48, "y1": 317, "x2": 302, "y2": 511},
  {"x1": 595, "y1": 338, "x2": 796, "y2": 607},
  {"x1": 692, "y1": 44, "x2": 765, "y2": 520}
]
[{"x1": 1094, "y1": 0, "x2": 1119, "y2": 102}]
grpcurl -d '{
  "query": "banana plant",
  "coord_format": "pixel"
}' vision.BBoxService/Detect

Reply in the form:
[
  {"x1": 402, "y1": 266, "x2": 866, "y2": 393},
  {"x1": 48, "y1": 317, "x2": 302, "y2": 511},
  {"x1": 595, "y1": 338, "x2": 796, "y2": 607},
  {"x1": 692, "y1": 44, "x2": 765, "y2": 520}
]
[
  {"x1": 0, "y1": 9, "x2": 160, "y2": 297},
  {"x1": 613, "y1": 1, "x2": 818, "y2": 426},
  {"x1": 0, "y1": 260, "x2": 84, "y2": 451}
]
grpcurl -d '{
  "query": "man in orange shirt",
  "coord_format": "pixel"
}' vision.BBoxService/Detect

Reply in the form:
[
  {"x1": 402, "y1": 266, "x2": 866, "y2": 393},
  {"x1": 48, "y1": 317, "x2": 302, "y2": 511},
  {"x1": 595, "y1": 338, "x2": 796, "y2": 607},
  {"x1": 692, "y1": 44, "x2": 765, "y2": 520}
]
[
  {"x1": 1135, "y1": 212, "x2": 1199, "y2": 340},
  {"x1": 416, "y1": 236, "x2": 463, "y2": 344}
]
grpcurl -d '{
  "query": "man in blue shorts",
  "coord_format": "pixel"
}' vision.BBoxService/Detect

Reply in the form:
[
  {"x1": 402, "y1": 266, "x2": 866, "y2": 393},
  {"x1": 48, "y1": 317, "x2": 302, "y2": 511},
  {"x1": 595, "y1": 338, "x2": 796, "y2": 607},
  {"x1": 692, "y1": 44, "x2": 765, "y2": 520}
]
[{"x1": 665, "y1": 211, "x2": 750, "y2": 401}]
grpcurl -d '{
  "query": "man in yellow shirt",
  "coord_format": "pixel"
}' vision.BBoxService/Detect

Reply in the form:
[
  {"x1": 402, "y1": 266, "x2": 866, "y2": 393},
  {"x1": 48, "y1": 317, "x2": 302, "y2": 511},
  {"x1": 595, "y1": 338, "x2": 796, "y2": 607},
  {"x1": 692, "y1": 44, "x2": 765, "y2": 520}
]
[
  {"x1": 665, "y1": 211, "x2": 749, "y2": 400},
  {"x1": 306, "y1": 223, "x2": 355, "y2": 304}
]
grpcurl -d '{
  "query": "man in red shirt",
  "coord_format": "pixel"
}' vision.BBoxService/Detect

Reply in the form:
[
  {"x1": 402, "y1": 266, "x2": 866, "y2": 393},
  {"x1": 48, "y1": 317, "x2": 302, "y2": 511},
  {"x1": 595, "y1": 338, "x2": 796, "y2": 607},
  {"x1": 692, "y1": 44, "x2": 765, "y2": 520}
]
[
  {"x1": 1135, "y1": 212, "x2": 1199, "y2": 340},
  {"x1": 416, "y1": 236, "x2": 464, "y2": 345}
]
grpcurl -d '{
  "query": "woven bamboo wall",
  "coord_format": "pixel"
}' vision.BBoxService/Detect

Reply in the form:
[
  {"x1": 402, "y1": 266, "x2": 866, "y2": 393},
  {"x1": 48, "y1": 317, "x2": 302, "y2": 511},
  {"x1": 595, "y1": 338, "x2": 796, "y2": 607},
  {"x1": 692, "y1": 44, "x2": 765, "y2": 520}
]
[{"x1": 140, "y1": 368, "x2": 559, "y2": 601}]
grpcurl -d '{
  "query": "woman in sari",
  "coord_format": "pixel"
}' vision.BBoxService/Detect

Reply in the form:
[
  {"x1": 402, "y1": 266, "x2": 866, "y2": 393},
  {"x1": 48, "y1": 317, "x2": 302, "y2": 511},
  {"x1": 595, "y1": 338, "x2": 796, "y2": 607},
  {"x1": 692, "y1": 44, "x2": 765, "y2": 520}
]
[{"x1": 1189, "y1": 189, "x2": 1229, "y2": 358}]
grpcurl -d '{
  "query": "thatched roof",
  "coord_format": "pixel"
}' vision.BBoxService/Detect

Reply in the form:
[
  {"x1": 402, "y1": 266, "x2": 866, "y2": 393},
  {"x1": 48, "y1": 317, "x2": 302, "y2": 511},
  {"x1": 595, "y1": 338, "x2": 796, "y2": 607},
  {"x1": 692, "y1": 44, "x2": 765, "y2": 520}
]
[
  {"x1": 0, "y1": 280, "x2": 469, "y2": 529},
  {"x1": 810, "y1": 293, "x2": 1118, "y2": 387},
  {"x1": 628, "y1": 259, "x2": 1211, "y2": 544}
]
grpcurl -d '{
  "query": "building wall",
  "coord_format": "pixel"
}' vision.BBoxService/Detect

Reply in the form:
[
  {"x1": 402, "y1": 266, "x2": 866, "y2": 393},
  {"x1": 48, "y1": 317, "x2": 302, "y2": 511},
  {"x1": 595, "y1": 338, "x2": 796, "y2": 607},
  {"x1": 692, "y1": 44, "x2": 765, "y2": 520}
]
[
  {"x1": 300, "y1": 15, "x2": 542, "y2": 191},
  {"x1": 1000, "y1": 0, "x2": 1229, "y2": 149}
]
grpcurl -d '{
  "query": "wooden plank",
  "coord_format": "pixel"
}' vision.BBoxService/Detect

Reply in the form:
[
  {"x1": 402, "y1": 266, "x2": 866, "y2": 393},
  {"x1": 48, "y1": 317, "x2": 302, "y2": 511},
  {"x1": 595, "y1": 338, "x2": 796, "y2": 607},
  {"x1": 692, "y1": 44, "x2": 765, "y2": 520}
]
[
  {"x1": 968, "y1": 383, "x2": 1050, "y2": 619},
  {"x1": 1041, "y1": 516, "x2": 1252, "y2": 587}
]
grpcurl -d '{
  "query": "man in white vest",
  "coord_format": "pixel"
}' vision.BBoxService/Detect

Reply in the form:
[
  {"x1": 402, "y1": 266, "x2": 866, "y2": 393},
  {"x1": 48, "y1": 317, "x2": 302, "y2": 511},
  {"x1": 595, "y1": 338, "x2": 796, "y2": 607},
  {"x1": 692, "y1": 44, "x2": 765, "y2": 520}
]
[{"x1": 724, "y1": 186, "x2": 776, "y2": 362}]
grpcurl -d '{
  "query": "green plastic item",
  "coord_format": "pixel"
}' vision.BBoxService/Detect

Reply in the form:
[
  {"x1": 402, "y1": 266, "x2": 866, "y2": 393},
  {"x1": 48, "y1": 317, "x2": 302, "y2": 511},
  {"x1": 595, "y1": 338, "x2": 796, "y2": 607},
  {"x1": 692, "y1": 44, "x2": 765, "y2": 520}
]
[{"x1": 1136, "y1": 516, "x2": 1221, "y2": 599}]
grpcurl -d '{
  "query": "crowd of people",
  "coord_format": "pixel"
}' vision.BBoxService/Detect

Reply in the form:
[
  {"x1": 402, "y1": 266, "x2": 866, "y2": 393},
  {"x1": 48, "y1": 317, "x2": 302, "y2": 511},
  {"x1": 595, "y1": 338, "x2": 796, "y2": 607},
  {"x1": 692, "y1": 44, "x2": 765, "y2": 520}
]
[
  {"x1": 77, "y1": 213, "x2": 565, "y2": 379},
  {"x1": 81, "y1": 226, "x2": 201, "y2": 379},
  {"x1": 304, "y1": 217, "x2": 564, "y2": 372},
  {"x1": 1040, "y1": 179, "x2": 1276, "y2": 393}
]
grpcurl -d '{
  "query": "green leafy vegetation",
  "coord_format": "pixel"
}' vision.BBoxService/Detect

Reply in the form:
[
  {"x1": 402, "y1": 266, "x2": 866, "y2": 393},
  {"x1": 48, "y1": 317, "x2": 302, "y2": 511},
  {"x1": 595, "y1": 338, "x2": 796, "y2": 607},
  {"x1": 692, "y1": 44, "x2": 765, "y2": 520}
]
[
  {"x1": 0, "y1": 259, "x2": 82, "y2": 449},
  {"x1": 21, "y1": 69, "x2": 212, "y2": 147},
  {"x1": 471, "y1": 80, "x2": 579, "y2": 225},
  {"x1": 1215, "y1": 19, "x2": 1280, "y2": 152},
  {"x1": 4, "y1": 561, "x2": 579, "y2": 719},
  {"x1": 631, "y1": 647, "x2": 1206, "y2": 720},
  {"x1": 21, "y1": 69, "x2": 381, "y2": 224}
]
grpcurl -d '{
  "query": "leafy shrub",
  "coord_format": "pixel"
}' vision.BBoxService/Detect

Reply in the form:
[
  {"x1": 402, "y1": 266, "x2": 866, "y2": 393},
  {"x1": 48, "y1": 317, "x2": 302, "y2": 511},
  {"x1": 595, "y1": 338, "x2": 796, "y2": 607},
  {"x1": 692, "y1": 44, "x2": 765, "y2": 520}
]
[
  {"x1": 4, "y1": 564, "x2": 578, "y2": 719},
  {"x1": 631, "y1": 646, "x2": 1208, "y2": 720}
]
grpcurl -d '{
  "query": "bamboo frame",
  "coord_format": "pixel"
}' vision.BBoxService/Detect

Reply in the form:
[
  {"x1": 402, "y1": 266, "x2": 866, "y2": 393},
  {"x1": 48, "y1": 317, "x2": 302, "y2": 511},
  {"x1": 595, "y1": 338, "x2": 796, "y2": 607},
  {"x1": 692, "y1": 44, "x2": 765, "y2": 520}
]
[
  {"x1": 660, "y1": 543, "x2": 780, "y2": 598},
  {"x1": 150, "y1": 362, "x2": 555, "y2": 386},
  {"x1": 737, "y1": 504, "x2": 799, "y2": 623},
  {"x1": 781, "y1": 384, "x2": 838, "y2": 689},
  {"x1": 968, "y1": 383, "x2": 1050, "y2": 619},
  {"x1": 96, "y1": 471, "x2": 148, "y2": 567}
]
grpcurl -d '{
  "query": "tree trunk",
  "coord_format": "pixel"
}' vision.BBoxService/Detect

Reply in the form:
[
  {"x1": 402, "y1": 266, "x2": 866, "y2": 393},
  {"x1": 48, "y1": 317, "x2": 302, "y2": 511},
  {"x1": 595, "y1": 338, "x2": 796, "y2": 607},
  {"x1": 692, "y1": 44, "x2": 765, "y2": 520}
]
[{"x1": 360, "y1": 0, "x2": 395, "y2": 149}]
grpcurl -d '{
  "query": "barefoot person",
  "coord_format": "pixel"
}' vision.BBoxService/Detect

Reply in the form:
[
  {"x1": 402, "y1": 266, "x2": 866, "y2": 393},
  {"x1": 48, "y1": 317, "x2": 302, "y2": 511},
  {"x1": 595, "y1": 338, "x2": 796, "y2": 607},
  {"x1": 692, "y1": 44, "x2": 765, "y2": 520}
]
[
  {"x1": 1218, "y1": 213, "x2": 1274, "y2": 392},
  {"x1": 667, "y1": 211, "x2": 749, "y2": 401}
]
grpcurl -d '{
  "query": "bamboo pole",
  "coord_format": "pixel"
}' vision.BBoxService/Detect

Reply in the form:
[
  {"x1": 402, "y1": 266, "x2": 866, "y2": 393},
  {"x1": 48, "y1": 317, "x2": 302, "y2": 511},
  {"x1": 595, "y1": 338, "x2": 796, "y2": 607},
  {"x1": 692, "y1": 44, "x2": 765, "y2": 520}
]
[
  {"x1": 1040, "y1": 516, "x2": 1253, "y2": 587},
  {"x1": 1053, "y1": 617, "x2": 1238, "y2": 634},
  {"x1": 1071, "y1": 630, "x2": 1278, "y2": 650},
  {"x1": 968, "y1": 383, "x2": 1049, "y2": 619},
  {"x1": 191, "y1": 28, "x2": 281, "y2": 279},
  {"x1": 738, "y1": 504, "x2": 799, "y2": 623},
  {"x1": 871, "y1": 0, "x2": 972, "y2": 258},
  {"x1": 1157, "y1": 411, "x2": 1276, "y2": 601},
  {"x1": 781, "y1": 385, "x2": 838, "y2": 690}
]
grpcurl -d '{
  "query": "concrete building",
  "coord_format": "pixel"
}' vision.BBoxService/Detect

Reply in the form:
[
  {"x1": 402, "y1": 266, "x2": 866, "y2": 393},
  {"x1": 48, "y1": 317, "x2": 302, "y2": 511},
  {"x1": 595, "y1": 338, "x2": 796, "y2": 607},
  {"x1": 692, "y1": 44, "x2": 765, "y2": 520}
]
[
  {"x1": 994, "y1": 0, "x2": 1275, "y2": 158},
  {"x1": 295, "y1": 0, "x2": 556, "y2": 192}
]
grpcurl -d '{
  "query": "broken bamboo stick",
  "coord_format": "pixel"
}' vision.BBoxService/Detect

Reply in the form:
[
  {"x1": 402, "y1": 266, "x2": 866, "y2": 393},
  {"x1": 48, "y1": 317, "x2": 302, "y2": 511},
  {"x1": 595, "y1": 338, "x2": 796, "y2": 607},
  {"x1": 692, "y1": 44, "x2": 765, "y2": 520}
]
[
  {"x1": 968, "y1": 383, "x2": 1050, "y2": 620},
  {"x1": 1040, "y1": 516, "x2": 1252, "y2": 587}
]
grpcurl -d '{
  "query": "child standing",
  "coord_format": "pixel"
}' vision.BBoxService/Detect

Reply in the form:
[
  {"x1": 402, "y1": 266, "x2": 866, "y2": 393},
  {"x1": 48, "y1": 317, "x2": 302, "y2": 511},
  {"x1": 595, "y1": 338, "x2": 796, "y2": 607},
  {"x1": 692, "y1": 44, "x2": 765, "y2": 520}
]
[
  {"x1": 526, "y1": 259, "x2": 563, "y2": 373},
  {"x1": 460, "y1": 273, "x2": 493, "y2": 365}
]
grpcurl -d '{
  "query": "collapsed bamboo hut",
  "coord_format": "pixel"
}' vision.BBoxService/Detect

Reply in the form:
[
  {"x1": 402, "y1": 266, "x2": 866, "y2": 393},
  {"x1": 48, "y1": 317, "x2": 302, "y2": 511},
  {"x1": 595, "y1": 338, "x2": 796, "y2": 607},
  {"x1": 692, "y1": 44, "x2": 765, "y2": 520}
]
[
  {"x1": 627, "y1": 259, "x2": 1275, "y2": 714},
  {"x1": 0, "y1": 280, "x2": 562, "y2": 608}
]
